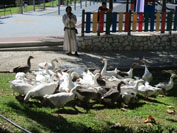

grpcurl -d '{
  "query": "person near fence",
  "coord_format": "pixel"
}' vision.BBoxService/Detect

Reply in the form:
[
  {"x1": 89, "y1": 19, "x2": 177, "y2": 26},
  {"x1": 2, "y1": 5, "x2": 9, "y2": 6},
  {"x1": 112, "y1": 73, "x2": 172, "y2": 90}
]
[
  {"x1": 62, "y1": 6, "x2": 79, "y2": 56},
  {"x1": 97, "y1": 2, "x2": 112, "y2": 21}
]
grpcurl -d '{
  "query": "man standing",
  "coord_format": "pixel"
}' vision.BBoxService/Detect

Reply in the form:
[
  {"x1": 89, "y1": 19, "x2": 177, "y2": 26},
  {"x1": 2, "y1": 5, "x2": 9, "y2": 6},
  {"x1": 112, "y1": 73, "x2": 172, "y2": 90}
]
[
  {"x1": 98, "y1": 2, "x2": 109, "y2": 21},
  {"x1": 62, "y1": 6, "x2": 78, "y2": 56}
]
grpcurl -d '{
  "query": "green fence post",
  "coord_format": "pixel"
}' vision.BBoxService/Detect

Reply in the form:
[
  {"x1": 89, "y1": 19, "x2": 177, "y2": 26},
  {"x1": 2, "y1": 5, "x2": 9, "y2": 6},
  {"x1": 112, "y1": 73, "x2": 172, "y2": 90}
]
[{"x1": 106, "y1": 12, "x2": 111, "y2": 34}]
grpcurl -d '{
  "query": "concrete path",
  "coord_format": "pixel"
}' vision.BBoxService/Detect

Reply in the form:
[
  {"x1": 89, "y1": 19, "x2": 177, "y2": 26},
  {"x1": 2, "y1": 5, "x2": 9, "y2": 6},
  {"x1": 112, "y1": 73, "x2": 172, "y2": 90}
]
[{"x1": 0, "y1": 50, "x2": 177, "y2": 72}]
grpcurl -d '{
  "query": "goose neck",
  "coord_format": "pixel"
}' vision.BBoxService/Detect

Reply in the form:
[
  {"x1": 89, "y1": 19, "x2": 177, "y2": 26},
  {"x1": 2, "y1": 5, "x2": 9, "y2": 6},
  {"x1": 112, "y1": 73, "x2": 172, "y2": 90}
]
[
  {"x1": 135, "y1": 80, "x2": 143, "y2": 90},
  {"x1": 51, "y1": 60, "x2": 55, "y2": 68},
  {"x1": 27, "y1": 58, "x2": 32, "y2": 67}
]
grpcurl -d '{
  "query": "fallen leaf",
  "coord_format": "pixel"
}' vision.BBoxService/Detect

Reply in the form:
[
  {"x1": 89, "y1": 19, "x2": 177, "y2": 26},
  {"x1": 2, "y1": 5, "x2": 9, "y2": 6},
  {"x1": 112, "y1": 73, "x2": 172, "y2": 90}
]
[
  {"x1": 146, "y1": 123, "x2": 153, "y2": 126},
  {"x1": 110, "y1": 122, "x2": 121, "y2": 129},
  {"x1": 158, "y1": 94, "x2": 165, "y2": 97},
  {"x1": 167, "y1": 109, "x2": 176, "y2": 115},
  {"x1": 144, "y1": 115, "x2": 156, "y2": 124}
]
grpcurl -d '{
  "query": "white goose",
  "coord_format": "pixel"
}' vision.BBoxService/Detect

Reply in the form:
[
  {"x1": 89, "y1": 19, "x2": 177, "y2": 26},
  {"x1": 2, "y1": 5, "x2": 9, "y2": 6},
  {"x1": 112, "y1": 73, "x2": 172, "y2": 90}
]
[
  {"x1": 141, "y1": 59, "x2": 153, "y2": 83},
  {"x1": 101, "y1": 59, "x2": 118, "y2": 77},
  {"x1": 77, "y1": 73, "x2": 101, "y2": 87},
  {"x1": 155, "y1": 73, "x2": 177, "y2": 93},
  {"x1": 35, "y1": 63, "x2": 57, "y2": 83},
  {"x1": 38, "y1": 58, "x2": 58, "y2": 70},
  {"x1": 10, "y1": 80, "x2": 34, "y2": 96},
  {"x1": 120, "y1": 80, "x2": 144, "y2": 104},
  {"x1": 44, "y1": 85, "x2": 81, "y2": 107},
  {"x1": 58, "y1": 70, "x2": 75, "y2": 92},
  {"x1": 120, "y1": 79, "x2": 145, "y2": 93},
  {"x1": 24, "y1": 75, "x2": 59, "y2": 101},
  {"x1": 15, "y1": 72, "x2": 26, "y2": 80},
  {"x1": 137, "y1": 82, "x2": 161, "y2": 97}
]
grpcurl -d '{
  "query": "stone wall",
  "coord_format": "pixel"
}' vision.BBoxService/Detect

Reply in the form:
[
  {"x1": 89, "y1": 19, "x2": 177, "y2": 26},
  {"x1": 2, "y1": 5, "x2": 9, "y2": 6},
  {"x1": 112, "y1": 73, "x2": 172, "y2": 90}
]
[{"x1": 77, "y1": 33, "x2": 177, "y2": 51}]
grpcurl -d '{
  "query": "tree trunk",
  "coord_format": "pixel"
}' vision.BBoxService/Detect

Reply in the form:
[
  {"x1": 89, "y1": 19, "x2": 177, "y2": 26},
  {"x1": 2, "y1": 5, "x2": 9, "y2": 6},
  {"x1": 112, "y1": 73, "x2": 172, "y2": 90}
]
[
  {"x1": 109, "y1": 0, "x2": 113, "y2": 10},
  {"x1": 126, "y1": 0, "x2": 129, "y2": 12},
  {"x1": 162, "y1": 0, "x2": 166, "y2": 12}
]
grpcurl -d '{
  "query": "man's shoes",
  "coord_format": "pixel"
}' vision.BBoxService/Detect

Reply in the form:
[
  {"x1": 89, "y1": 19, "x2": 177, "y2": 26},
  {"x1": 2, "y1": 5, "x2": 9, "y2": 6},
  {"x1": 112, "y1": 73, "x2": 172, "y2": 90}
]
[
  {"x1": 66, "y1": 52, "x2": 72, "y2": 55},
  {"x1": 75, "y1": 52, "x2": 79, "y2": 56}
]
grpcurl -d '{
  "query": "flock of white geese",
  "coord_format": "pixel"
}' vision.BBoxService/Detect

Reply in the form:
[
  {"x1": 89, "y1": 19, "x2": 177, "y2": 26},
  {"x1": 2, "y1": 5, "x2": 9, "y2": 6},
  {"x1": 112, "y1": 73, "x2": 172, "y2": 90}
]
[{"x1": 10, "y1": 56, "x2": 177, "y2": 108}]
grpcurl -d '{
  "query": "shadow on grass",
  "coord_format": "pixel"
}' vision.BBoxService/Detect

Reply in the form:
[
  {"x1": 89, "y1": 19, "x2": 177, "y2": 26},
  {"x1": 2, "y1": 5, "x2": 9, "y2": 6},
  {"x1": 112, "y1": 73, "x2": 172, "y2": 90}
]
[
  {"x1": 15, "y1": 95, "x2": 55, "y2": 108},
  {"x1": 166, "y1": 118, "x2": 177, "y2": 123},
  {"x1": 138, "y1": 95, "x2": 169, "y2": 105},
  {"x1": 0, "y1": 127, "x2": 9, "y2": 133},
  {"x1": 6, "y1": 102, "x2": 97, "y2": 133}
]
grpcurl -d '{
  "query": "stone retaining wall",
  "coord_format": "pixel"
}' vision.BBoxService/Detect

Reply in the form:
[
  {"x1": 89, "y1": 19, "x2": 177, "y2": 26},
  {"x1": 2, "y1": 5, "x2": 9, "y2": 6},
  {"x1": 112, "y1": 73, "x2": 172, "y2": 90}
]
[{"x1": 78, "y1": 34, "x2": 177, "y2": 51}]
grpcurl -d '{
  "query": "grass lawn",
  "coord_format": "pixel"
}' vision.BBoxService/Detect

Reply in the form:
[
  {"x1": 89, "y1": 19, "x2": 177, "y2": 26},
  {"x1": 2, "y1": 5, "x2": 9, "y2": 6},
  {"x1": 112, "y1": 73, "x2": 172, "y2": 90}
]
[
  {"x1": 0, "y1": 0, "x2": 83, "y2": 16},
  {"x1": 0, "y1": 0, "x2": 58, "y2": 16},
  {"x1": 0, "y1": 72, "x2": 177, "y2": 133}
]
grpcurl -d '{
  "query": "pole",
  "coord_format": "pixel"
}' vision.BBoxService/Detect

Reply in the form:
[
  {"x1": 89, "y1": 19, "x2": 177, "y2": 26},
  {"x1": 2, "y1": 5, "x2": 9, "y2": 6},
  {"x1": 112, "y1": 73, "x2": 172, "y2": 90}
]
[
  {"x1": 43, "y1": 0, "x2": 45, "y2": 10},
  {"x1": 109, "y1": 0, "x2": 113, "y2": 10},
  {"x1": 74, "y1": 0, "x2": 76, "y2": 10},
  {"x1": 126, "y1": 0, "x2": 129, "y2": 12},
  {"x1": 58, "y1": 0, "x2": 60, "y2": 14},
  {"x1": 161, "y1": 0, "x2": 166, "y2": 33},
  {"x1": 85, "y1": 0, "x2": 87, "y2": 7},
  {"x1": 128, "y1": 10, "x2": 132, "y2": 35},
  {"x1": 52, "y1": 0, "x2": 54, "y2": 7},
  {"x1": 33, "y1": 0, "x2": 35, "y2": 11},
  {"x1": 80, "y1": 0, "x2": 82, "y2": 8},
  {"x1": 20, "y1": 0, "x2": 23, "y2": 14},
  {"x1": 162, "y1": 0, "x2": 166, "y2": 12},
  {"x1": 81, "y1": 10, "x2": 85, "y2": 37}
]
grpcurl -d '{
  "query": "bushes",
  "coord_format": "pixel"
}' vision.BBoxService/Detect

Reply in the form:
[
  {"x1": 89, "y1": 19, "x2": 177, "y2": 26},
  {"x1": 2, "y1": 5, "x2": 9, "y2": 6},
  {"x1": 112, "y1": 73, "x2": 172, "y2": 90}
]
[{"x1": 0, "y1": 0, "x2": 16, "y2": 6}]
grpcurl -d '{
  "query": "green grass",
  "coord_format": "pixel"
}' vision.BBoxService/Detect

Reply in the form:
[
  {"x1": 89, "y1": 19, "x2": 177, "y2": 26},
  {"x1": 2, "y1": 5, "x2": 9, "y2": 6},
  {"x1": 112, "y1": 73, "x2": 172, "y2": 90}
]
[
  {"x1": 0, "y1": 72, "x2": 177, "y2": 133},
  {"x1": 0, "y1": 0, "x2": 58, "y2": 16},
  {"x1": 0, "y1": 0, "x2": 83, "y2": 16}
]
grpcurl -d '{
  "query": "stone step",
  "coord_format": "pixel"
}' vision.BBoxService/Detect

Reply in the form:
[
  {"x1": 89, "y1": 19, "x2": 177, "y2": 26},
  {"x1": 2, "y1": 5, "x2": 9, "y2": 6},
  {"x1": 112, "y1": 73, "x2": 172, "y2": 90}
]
[
  {"x1": 0, "y1": 41, "x2": 63, "y2": 48},
  {"x1": 0, "y1": 45, "x2": 63, "y2": 51}
]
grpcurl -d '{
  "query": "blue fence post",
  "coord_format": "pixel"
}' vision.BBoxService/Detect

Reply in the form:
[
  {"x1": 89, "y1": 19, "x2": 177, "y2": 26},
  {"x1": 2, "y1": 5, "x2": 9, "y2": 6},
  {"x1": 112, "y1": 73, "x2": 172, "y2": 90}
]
[{"x1": 86, "y1": 12, "x2": 91, "y2": 33}]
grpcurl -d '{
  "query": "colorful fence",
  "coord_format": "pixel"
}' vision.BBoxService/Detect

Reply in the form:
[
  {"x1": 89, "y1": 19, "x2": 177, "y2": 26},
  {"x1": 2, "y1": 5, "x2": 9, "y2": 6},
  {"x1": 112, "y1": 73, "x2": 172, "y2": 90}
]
[{"x1": 81, "y1": 10, "x2": 177, "y2": 36}]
